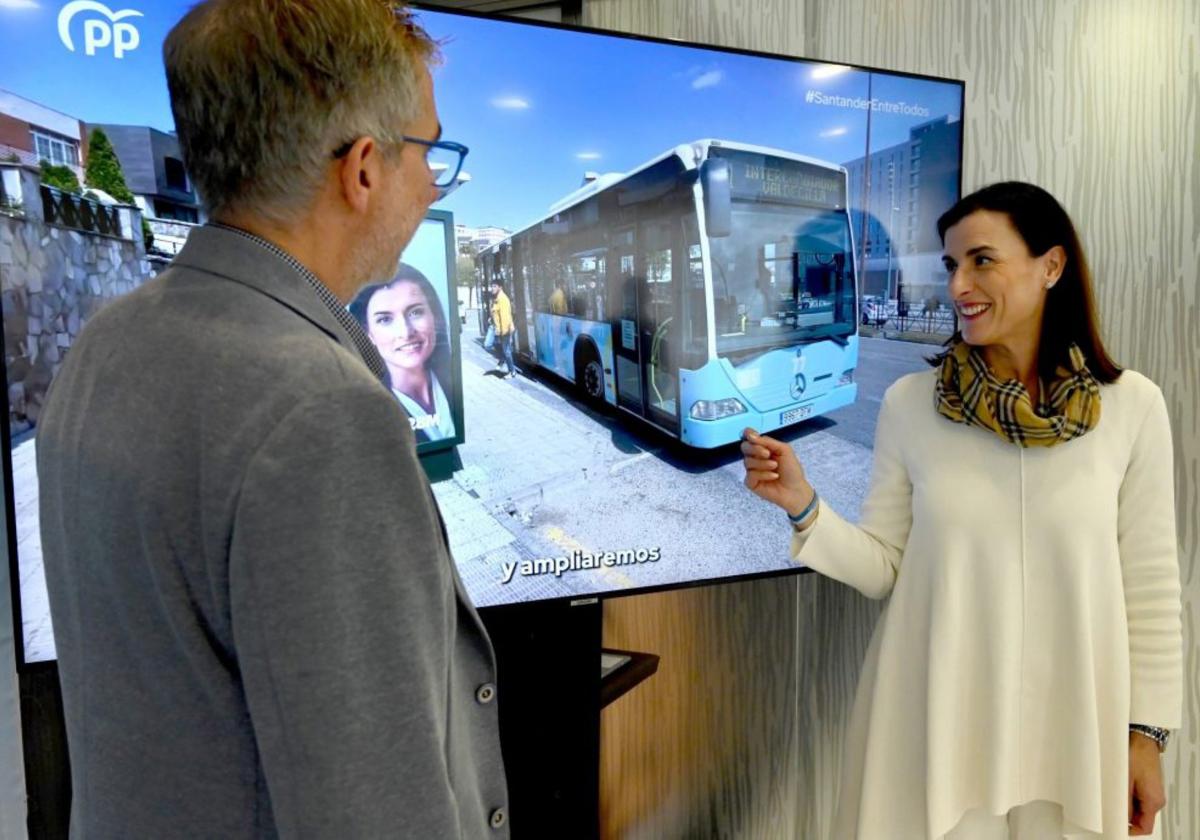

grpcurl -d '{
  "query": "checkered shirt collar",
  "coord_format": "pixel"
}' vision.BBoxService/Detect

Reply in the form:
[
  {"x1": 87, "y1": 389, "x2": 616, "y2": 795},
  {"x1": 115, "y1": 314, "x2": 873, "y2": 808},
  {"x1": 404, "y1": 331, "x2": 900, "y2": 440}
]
[{"x1": 209, "y1": 223, "x2": 388, "y2": 384}]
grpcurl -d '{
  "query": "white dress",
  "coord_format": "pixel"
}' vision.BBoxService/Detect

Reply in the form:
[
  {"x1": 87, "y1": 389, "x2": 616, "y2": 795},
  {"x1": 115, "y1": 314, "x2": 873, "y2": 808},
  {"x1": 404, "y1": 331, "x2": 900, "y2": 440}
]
[
  {"x1": 392, "y1": 371, "x2": 454, "y2": 441},
  {"x1": 791, "y1": 369, "x2": 1182, "y2": 840}
]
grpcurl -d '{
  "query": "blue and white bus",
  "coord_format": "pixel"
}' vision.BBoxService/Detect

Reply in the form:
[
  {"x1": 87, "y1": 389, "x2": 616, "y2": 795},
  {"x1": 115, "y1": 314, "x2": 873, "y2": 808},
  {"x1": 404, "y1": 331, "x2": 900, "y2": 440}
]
[{"x1": 477, "y1": 140, "x2": 859, "y2": 448}]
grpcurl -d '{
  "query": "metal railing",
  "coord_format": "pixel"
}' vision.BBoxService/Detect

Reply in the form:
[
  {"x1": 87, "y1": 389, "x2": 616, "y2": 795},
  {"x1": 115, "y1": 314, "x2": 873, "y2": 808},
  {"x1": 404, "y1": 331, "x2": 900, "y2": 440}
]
[
  {"x1": 862, "y1": 297, "x2": 959, "y2": 339},
  {"x1": 891, "y1": 307, "x2": 957, "y2": 335},
  {"x1": 40, "y1": 184, "x2": 126, "y2": 239},
  {"x1": 1, "y1": 144, "x2": 85, "y2": 181}
]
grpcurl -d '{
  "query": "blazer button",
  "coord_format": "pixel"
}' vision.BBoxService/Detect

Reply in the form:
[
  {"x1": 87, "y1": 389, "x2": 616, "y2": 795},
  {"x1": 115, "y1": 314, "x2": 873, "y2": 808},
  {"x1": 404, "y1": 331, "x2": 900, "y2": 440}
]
[
  {"x1": 490, "y1": 807, "x2": 507, "y2": 829},
  {"x1": 476, "y1": 683, "x2": 496, "y2": 704}
]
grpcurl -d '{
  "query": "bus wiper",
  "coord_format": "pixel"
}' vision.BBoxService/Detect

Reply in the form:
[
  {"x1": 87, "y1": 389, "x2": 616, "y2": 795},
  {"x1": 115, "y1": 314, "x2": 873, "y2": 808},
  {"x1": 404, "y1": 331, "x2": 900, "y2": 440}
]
[
  {"x1": 806, "y1": 323, "x2": 851, "y2": 346},
  {"x1": 724, "y1": 347, "x2": 773, "y2": 365}
]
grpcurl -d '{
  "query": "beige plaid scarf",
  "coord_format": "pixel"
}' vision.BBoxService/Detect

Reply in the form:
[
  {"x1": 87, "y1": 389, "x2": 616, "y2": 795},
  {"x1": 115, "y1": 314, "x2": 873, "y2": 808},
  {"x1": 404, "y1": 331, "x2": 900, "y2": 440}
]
[{"x1": 935, "y1": 340, "x2": 1101, "y2": 447}]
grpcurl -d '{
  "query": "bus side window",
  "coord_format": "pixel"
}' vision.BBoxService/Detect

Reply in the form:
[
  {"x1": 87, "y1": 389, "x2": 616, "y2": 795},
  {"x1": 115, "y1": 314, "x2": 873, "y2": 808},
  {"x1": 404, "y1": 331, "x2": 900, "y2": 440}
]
[
  {"x1": 530, "y1": 232, "x2": 551, "y2": 313},
  {"x1": 620, "y1": 266, "x2": 637, "y2": 321},
  {"x1": 571, "y1": 288, "x2": 587, "y2": 318},
  {"x1": 567, "y1": 259, "x2": 587, "y2": 318},
  {"x1": 593, "y1": 254, "x2": 607, "y2": 321},
  {"x1": 548, "y1": 280, "x2": 567, "y2": 315}
]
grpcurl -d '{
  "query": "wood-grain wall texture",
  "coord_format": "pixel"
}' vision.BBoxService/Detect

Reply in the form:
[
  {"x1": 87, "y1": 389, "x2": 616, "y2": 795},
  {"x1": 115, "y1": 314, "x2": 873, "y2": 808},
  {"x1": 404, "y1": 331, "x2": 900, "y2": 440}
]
[{"x1": 589, "y1": 1, "x2": 1200, "y2": 838}]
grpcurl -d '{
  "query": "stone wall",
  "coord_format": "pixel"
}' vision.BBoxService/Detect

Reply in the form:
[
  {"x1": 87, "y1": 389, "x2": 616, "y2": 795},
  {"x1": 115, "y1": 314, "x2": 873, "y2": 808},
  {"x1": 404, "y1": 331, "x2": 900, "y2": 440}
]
[
  {"x1": 148, "y1": 217, "x2": 200, "y2": 257},
  {"x1": 0, "y1": 164, "x2": 151, "y2": 436}
]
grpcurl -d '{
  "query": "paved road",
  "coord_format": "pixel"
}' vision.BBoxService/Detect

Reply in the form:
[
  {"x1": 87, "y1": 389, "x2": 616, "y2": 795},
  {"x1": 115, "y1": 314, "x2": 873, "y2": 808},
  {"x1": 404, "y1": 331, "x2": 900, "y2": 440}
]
[
  {"x1": 439, "y1": 332, "x2": 932, "y2": 607},
  {"x1": 824, "y1": 336, "x2": 939, "y2": 450}
]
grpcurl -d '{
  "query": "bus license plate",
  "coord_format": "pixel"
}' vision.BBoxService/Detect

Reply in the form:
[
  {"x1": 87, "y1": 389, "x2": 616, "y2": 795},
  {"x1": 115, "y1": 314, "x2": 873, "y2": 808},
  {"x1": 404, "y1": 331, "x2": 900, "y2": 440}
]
[{"x1": 781, "y1": 405, "x2": 812, "y2": 425}]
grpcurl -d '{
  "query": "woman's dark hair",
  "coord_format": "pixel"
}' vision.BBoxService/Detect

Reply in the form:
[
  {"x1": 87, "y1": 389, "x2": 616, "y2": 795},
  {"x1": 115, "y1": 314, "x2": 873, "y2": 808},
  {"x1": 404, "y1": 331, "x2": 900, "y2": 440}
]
[
  {"x1": 929, "y1": 181, "x2": 1121, "y2": 383},
  {"x1": 349, "y1": 263, "x2": 452, "y2": 394}
]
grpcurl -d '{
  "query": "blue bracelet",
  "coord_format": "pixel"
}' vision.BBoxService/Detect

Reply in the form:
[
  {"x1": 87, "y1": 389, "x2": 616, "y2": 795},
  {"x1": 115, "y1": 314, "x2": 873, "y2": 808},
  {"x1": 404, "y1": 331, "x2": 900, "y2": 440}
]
[{"x1": 787, "y1": 491, "x2": 820, "y2": 524}]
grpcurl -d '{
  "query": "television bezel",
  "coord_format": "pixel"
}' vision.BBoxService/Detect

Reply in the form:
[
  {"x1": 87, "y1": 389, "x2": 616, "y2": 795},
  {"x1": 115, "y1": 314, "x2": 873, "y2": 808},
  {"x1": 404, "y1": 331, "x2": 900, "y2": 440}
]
[{"x1": 2, "y1": 2, "x2": 966, "y2": 670}]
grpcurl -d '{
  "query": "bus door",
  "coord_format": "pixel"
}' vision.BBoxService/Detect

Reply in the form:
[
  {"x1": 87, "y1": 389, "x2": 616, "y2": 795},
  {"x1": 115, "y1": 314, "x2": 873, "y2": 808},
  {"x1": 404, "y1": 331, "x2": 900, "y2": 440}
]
[
  {"x1": 474, "y1": 272, "x2": 486, "y2": 337},
  {"x1": 498, "y1": 244, "x2": 519, "y2": 353},
  {"x1": 521, "y1": 259, "x2": 537, "y2": 358},
  {"x1": 636, "y1": 217, "x2": 681, "y2": 436},
  {"x1": 509, "y1": 240, "x2": 534, "y2": 358},
  {"x1": 612, "y1": 228, "x2": 644, "y2": 416},
  {"x1": 470, "y1": 253, "x2": 484, "y2": 338}
]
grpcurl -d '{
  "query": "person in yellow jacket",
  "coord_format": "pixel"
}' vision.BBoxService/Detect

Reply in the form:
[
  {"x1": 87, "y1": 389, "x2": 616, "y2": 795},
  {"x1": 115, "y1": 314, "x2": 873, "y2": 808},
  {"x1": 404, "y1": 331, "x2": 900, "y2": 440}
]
[
  {"x1": 548, "y1": 282, "x2": 568, "y2": 316},
  {"x1": 489, "y1": 279, "x2": 517, "y2": 377}
]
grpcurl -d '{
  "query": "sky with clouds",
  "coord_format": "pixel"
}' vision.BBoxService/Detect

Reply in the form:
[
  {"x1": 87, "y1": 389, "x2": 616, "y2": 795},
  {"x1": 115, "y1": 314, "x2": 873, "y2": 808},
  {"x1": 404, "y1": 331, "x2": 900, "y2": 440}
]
[
  {"x1": 0, "y1": 1, "x2": 962, "y2": 232},
  {"x1": 417, "y1": 10, "x2": 963, "y2": 231}
]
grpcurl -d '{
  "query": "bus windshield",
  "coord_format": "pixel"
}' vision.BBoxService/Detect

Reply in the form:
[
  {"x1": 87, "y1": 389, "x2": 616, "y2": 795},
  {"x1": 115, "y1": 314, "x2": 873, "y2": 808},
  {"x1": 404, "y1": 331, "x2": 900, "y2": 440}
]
[{"x1": 708, "y1": 202, "x2": 854, "y2": 357}]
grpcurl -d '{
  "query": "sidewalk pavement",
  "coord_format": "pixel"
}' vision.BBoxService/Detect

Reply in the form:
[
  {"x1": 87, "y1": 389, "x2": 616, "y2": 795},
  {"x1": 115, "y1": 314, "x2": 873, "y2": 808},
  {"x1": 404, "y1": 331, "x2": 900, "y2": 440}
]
[{"x1": 433, "y1": 335, "x2": 629, "y2": 606}]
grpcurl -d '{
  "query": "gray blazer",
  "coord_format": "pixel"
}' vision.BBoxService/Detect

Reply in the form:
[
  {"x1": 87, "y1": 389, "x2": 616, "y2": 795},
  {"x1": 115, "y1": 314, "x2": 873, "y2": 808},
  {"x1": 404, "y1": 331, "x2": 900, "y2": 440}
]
[{"x1": 36, "y1": 225, "x2": 508, "y2": 838}]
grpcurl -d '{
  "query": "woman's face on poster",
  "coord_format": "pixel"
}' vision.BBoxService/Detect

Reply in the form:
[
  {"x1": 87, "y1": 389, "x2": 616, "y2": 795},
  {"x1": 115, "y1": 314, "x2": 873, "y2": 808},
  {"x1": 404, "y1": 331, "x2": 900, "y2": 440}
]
[{"x1": 365, "y1": 281, "x2": 437, "y2": 373}]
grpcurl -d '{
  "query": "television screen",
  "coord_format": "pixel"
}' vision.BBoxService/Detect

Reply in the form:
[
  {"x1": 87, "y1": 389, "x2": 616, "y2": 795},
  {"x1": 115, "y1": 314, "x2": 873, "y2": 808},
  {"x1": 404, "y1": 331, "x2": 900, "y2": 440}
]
[{"x1": 0, "y1": 2, "x2": 963, "y2": 666}]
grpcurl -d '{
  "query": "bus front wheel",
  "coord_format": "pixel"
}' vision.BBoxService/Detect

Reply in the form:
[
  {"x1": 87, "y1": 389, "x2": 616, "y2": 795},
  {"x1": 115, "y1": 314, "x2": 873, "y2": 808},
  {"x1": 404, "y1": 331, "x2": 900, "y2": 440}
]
[{"x1": 576, "y1": 347, "x2": 606, "y2": 407}]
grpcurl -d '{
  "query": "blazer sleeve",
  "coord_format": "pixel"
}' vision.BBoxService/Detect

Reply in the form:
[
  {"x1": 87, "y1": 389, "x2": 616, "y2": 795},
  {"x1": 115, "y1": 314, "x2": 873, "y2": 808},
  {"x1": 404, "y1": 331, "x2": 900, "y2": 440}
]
[
  {"x1": 789, "y1": 384, "x2": 913, "y2": 599},
  {"x1": 229, "y1": 380, "x2": 463, "y2": 839},
  {"x1": 1118, "y1": 384, "x2": 1184, "y2": 728}
]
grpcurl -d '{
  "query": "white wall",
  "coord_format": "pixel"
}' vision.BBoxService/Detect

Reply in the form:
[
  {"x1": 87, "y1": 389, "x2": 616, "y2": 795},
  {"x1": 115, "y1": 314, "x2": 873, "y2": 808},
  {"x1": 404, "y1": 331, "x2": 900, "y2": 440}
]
[
  {"x1": 594, "y1": 0, "x2": 1200, "y2": 837},
  {"x1": 0, "y1": 89, "x2": 81, "y2": 143}
]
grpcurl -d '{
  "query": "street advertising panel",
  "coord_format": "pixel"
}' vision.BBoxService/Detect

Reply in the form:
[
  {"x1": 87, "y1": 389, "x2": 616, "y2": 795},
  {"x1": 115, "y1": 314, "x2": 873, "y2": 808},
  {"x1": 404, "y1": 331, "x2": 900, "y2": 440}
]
[{"x1": 349, "y1": 210, "x2": 465, "y2": 456}]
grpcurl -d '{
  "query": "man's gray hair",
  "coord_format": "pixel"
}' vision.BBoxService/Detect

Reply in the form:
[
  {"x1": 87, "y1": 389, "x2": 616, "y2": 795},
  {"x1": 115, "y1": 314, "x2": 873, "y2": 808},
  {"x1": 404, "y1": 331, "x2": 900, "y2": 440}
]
[{"x1": 164, "y1": 0, "x2": 437, "y2": 223}]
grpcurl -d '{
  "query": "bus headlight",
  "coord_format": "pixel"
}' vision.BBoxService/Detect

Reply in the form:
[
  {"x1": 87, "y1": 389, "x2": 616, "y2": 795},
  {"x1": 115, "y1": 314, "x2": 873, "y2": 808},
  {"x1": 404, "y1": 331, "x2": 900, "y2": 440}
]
[
  {"x1": 838, "y1": 370, "x2": 855, "y2": 386},
  {"x1": 690, "y1": 398, "x2": 747, "y2": 421}
]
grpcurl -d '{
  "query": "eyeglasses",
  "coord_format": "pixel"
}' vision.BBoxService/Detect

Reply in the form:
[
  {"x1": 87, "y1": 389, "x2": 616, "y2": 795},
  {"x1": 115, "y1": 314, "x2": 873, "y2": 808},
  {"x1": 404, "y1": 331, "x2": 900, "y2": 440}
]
[{"x1": 332, "y1": 135, "x2": 469, "y2": 189}]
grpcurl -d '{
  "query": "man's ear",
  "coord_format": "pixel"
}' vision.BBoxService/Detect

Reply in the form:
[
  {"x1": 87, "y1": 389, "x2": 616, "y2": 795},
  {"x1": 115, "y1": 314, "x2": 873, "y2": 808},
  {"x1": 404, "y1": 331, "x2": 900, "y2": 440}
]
[{"x1": 336, "y1": 136, "x2": 381, "y2": 216}]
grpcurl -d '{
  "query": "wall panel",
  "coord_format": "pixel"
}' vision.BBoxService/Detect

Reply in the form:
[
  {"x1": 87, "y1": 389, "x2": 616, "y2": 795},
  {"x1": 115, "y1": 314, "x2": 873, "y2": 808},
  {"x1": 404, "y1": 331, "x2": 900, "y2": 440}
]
[{"x1": 591, "y1": 0, "x2": 1200, "y2": 838}]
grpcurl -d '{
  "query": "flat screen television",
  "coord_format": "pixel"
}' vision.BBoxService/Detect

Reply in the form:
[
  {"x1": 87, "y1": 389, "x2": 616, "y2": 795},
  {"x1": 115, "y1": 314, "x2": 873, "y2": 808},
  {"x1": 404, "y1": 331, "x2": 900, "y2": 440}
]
[{"x1": 0, "y1": 1, "x2": 964, "y2": 667}]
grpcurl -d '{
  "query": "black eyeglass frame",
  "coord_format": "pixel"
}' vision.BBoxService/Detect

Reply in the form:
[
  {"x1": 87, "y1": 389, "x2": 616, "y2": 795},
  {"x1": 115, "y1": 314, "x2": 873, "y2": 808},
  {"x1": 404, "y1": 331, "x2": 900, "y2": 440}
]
[{"x1": 331, "y1": 135, "x2": 469, "y2": 188}]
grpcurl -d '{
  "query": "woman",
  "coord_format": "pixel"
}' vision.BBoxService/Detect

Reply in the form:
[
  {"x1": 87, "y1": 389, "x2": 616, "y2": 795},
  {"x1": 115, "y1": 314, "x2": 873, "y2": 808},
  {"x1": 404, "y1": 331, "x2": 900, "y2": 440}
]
[
  {"x1": 743, "y1": 182, "x2": 1182, "y2": 839},
  {"x1": 350, "y1": 263, "x2": 455, "y2": 442}
]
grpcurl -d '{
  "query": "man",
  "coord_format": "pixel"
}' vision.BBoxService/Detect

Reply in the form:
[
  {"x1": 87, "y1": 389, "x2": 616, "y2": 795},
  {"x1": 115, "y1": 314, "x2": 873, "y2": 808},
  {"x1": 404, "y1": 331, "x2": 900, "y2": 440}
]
[
  {"x1": 489, "y1": 279, "x2": 517, "y2": 378},
  {"x1": 745, "y1": 263, "x2": 774, "y2": 326},
  {"x1": 35, "y1": 2, "x2": 507, "y2": 837},
  {"x1": 548, "y1": 281, "x2": 567, "y2": 315}
]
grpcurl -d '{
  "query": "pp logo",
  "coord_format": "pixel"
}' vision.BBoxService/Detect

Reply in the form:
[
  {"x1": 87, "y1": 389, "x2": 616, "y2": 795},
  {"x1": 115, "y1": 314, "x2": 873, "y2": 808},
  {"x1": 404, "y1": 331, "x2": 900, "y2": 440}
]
[{"x1": 58, "y1": 1, "x2": 143, "y2": 59}]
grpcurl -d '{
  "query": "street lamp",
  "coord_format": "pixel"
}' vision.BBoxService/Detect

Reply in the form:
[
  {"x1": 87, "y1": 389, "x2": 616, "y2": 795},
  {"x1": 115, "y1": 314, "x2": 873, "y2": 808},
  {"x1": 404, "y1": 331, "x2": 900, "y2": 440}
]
[{"x1": 886, "y1": 160, "x2": 898, "y2": 310}]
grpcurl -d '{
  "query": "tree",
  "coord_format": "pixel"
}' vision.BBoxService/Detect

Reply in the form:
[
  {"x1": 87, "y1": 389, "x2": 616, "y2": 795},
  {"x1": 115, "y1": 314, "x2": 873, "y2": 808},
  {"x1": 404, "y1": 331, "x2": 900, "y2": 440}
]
[
  {"x1": 456, "y1": 254, "x2": 476, "y2": 288},
  {"x1": 39, "y1": 160, "x2": 82, "y2": 194},
  {"x1": 84, "y1": 128, "x2": 136, "y2": 204}
]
